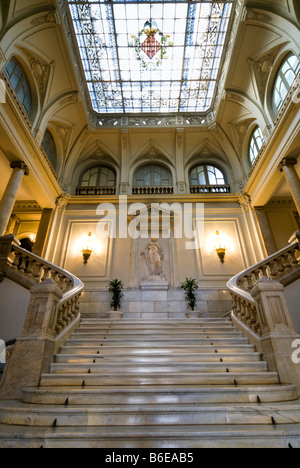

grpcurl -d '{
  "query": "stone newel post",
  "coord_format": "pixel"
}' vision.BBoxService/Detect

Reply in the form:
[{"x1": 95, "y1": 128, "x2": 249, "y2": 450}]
[
  {"x1": 251, "y1": 277, "x2": 300, "y2": 391},
  {"x1": 0, "y1": 280, "x2": 63, "y2": 400},
  {"x1": 0, "y1": 162, "x2": 29, "y2": 237}
]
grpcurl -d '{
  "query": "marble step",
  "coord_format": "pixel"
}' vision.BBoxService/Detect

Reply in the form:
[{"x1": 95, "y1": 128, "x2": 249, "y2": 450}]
[
  {"x1": 22, "y1": 384, "x2": 298, "y2": 406},
  {"x1": 78, "y1": 324, "x2": 235, "y2": 331},
  {"x1": 55, "y1": 352, "x2": 262, "y2": 364},
  {"x1": 80, "y1": 319, "x2": 232, "y2": 325},
  {"x1": 40, "y1": 372, "x2": 279, "y2": 387},
  {"x1": 60, "y1": 344, "x2": 257, "y2": 355},
  {"x1": 70, "y1": 332, "x2": 243, "y2": 340},
  {"x1": 1, "y1": 423, "x2": 300, "y2": 448},
  {"x1": 50, "y1": 362, "x2": 268, "y2": 374},
  {"x1": 64, "y1": 337, "x2": 250, "y2": 347},
  {"x1": 1, "y1": 400, "x2": 300, "y2": 428}
]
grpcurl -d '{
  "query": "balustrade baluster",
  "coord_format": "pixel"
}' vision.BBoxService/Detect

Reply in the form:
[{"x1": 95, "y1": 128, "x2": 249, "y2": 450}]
[
  {"x1": 41, "y1": 267, "x2": 51, "y2": 281},
  {"x1": 245, "y1": 274, "x2": 255, "y2": 290},
  {"x1": 268, "y1": 260, "x2": 278, "y2": 277},
  {"x1": 253, "y1": 269, "x2": 261, "y2": 283},
  {"x1": 26, "y1": 259, "x2": 35, "y2": 280},
  {"x1": 11, "y1": 251, "x2": 22, "y2": 272},
  {"x1": 290, "y1": 248, "x2": 299, "y2": 266},
  {"x1": 19, "y1": 254, "x2": 28, "y2": 275},
  {"x1": 282, "y1": 253, "x2": 293, "y2": 270}
]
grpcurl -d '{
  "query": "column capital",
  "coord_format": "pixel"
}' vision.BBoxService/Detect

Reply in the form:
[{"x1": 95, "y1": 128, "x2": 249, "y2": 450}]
[
  {"x1": 279, "y1": 158, "x2": 298, "y2": 172},
  {"x1": 238, "y1": 191, "x2": 252, "y2": 212},
  {"x1": 10, "y1": 161, "x2": 30, "y2": 176}
]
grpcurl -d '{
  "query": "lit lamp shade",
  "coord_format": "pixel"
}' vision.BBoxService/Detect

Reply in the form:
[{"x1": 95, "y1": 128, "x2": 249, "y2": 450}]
[
  {"x1": 214, "y1": 231, "x2": 228, "y2": 264},
  {"x1": 81, "y1": 232, "x2": 95, "y2": 265}
]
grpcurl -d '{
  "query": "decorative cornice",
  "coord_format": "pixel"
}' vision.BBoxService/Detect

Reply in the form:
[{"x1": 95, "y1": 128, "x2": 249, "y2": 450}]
[{"x1": 13, "y1": 201, "x2": 41, "y2": 212}]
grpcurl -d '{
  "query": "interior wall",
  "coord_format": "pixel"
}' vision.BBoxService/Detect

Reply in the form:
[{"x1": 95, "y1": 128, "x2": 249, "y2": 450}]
[
  {"x1": 0, "y1": 278, "x2": 30, "y2": 343},
  {"x1": 285, "y1": 279, "x2": 300, "y2": 334},
  {"x1": 264, "y1": 198, "x2": 299, "y2": 251},
  {"x1": 48, "y1": 200, "x2": 260, "y2": 292}
]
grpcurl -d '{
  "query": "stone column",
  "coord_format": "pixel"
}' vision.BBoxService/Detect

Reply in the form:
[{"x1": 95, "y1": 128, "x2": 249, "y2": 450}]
[
  {"x1": 32, "y1": 208, "x2": 53, "y2": 258},
  {"x1": 279, "y1": 158, "x2": 300, "y2": 215},
  {"x1": 0, "y1": 162, "x2": 29, "y2": 236},
  {"x1": 255, "y1": 207, "x2": 277, "y2": 255}
]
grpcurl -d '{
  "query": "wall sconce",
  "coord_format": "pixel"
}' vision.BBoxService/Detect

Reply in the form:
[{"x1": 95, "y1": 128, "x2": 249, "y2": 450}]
[
  {"x1": 81, "y1": 232, "x2": 95, "y2": 265},
  {"x1": 30, "y1": 234, "x2": 36, "y2": 244},
  {"x1": 213, "y1": 231, "x2": 229, "y2": 264}
]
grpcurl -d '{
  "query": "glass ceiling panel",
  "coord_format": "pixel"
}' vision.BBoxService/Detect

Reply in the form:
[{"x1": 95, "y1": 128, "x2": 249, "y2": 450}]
[{"x1": 68, "y1": 0, "x2": 234, "y2": 114}]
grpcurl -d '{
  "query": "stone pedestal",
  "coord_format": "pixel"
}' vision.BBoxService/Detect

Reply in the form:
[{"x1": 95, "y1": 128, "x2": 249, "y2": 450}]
[
  {"x1": 251, "y1": 277, "x2": 300, "y2": 392},
  {"x1": 140, "y1": 275, "x2": 169, "y2": 291}
]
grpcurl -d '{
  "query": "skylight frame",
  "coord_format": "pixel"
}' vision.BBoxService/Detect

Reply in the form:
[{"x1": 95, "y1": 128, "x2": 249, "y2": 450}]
[{"x1": 67, "y1": 0, "x2": 235, "y2": 116}]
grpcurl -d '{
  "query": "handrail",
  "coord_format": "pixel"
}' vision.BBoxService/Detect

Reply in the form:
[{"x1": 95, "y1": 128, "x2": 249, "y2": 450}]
[
  {"x1": 227, "y1": 237, "x2": 300, "y2": 337},
  {"x1": 6, "y1": 242, "x2": 84, "y2": 338}
]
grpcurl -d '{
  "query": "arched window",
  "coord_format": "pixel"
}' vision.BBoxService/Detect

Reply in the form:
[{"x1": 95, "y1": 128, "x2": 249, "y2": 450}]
[
  {"x1": 134, "y1": 164, "x2": 172, "y2": 187},
  {"x1": 5, "y1": 59, "x2": 32, "y2": 116},
  {"x1": 249, "y1": 127, "x2": 264, "y2": 164},
  {"x1": 42, "y1": 130, "x2": 57, "y2": 170},
  {"x1": 133, "y1": 164, "x2": 173, "y2": 194},
  {"x1": 272, "y1": 54, "x2": 299, "y2": 113},
  {"x1": 190, "y1": 164, "x2": 227, "y2": 187},
  {"x1": 77, "y1": 165, "x2": 117, "y2": 195},
  {"x1": 80, "y1": 165, "x2": 116, "y2": 187}
]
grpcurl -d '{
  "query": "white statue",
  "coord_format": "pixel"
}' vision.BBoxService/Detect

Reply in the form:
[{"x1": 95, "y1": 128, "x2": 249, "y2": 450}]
[{"x1": 141, "y1": 237, "x2": 165, "y2": 277}]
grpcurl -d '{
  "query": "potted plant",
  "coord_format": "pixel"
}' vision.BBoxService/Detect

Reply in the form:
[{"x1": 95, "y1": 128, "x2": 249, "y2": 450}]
[
  {"x1": 108, "y1": 279, "x2": 124, "y2": 319},
  {"x1": 180, "y1": 278, "x2": 200, "y2": 318}
]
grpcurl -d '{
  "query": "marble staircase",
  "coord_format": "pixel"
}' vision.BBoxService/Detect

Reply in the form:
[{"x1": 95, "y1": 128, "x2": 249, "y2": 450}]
[{"x1": 1, "y1": 317, "x2": 300, "y2": 448}]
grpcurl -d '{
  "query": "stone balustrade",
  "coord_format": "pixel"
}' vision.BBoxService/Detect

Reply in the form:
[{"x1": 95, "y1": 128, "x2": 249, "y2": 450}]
[
  {"x1": 132, "y1": 186, "x2": 174, "y2": 195},
  {"x1": 76, "y1": 186, "x2": 116, "y2": 196},
  {"x1": 236, "y1": 241, "x2": 300, "y2": 292},
  {"x1": 0, "y1": 235, "x2": 84, "y2": 399},
  {"x1": 190, "y1": 185, "x2": 231, "y2": 194},
  {"x1": 1, "y1": 235, "x2": 84, "y2": 339},
  {"x1": 227, "y1": 232, "x2": 300, "y2": 391},
  {"x1": 228, "y1": 237, "x2": 300, "y2": 337}
]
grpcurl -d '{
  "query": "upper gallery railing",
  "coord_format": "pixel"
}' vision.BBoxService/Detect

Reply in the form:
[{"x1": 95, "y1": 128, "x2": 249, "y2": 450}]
[
  {"x1": 190, "y1": 185, "x2": 231, "y2": 194},
  {"x1": 76, "y1": 186, "x2": 116, "y2": 196},
  {"x1": 132, "y1": 186, "x2": 174, "y2": 195}
]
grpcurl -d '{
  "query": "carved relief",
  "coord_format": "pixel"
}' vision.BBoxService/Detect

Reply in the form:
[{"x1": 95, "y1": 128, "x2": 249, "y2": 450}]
[
  {"x1": 56, "y1": 193, "x2": 69, "y2": 213},
  {"x1": 55, "y1": 124, "x2": 73, "y2": 153},
  {"x1": 31, "y1": 10, "x2": 57, "y2": 27},
  {"x1": 254, "y1": 47, "x2": 280, "y2": 100},
  {"x1": 19, "y1": 48, "x2": 51, "y2": 103},
  {"x1": 238, "y1": 191, "x2": 252, "y2": 212},
  {"x1": 243, "y1": 8, "x2": 272, "y2": 23},
  {"x1": 231, "y1": 119, "x2": 255, "y2": 152}
]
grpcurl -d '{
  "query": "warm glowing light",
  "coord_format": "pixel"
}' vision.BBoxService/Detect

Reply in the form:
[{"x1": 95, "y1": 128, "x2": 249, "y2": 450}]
[
  {"x1": 30, "y1": 234, "x2": 36, "y2": 243},
  {"x1": 212, "y1": 231, "x2": 230, "y2": 264},
  {"x1": 81, "y1": 232, "x2": 96, "y2": 265}
]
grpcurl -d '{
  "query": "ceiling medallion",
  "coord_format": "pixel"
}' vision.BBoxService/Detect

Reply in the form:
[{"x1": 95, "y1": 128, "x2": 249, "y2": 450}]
[{"x1": 130, "y1": 20, "x2": 173, "y2": 69}]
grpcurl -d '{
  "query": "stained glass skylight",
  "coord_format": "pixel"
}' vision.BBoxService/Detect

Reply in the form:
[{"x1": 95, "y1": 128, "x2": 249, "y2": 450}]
[{"x1": 68, "y1": 0, "x2": 234, "y2": 114}]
